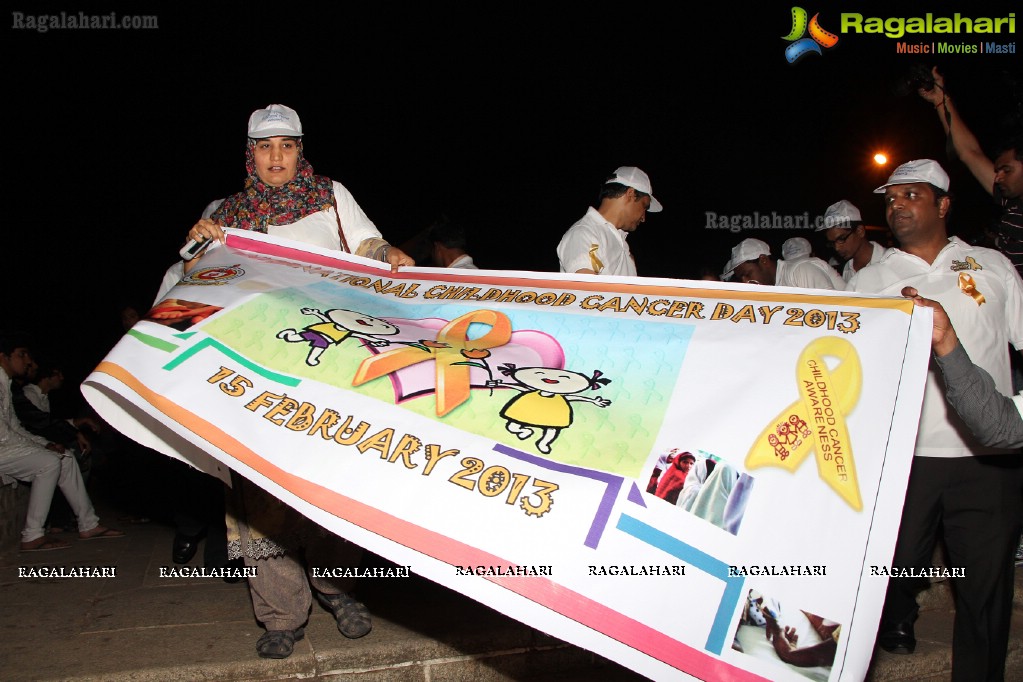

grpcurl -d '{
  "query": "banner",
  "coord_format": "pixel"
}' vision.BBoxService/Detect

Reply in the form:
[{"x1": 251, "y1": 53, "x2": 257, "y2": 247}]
[{"x1": 83, "y1": 230, "x2": 931, "y2": 682}]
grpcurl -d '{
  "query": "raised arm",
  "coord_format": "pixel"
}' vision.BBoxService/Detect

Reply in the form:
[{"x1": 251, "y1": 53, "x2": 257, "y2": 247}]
[{"x1": 919, "y1": 67, "x2": 995, "y2": 194}]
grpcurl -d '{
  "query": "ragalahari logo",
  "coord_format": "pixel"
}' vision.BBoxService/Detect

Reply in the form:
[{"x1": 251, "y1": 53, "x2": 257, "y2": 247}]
[{"x1": 783, "y1": 7, "x2": 839, "y2": 63}]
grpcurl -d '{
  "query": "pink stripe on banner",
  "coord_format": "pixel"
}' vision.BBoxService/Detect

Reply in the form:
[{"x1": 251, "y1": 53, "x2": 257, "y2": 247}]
[
  {"x1": 226, "y1": 234, "x2": 385, "y2": 275},
  {"x1": 97, "y1": 360, "x2": 766, "y2": 681},
  {"x1": 490, "y1": 575, "x2": 769, "y2": 681}
]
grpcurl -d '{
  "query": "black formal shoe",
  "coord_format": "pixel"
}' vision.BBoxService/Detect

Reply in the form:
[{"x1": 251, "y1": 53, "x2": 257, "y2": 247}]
[
  {"x1": 172, "y1": 533, "x2": 201, "y2": 564},
  {"x1": 878, "y1": 614, "x2": 917, "y2": 654}
]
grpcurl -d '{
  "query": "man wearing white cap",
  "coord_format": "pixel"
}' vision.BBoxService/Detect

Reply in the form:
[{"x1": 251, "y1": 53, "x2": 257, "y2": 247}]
[
  {"x1": 721, "y1": 238, "x2": 841, "y2": 290},
  {"x1": 817, "y1": 200, "x2": 885, "y2": 283},
  {"x1": 782, "y1": 237, "x2": 845, "y2": 289},
  {"x1": 849, "y1": 159, "x2": 1023, "y2": 678},
  {"x1": 557, "y1": 166, "x2": 662, "y2": 276}
]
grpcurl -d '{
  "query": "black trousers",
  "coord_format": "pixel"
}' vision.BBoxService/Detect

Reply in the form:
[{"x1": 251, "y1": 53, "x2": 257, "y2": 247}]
[{"x1": 882, "y1": 455, "x2": 1023, "y2": 682}]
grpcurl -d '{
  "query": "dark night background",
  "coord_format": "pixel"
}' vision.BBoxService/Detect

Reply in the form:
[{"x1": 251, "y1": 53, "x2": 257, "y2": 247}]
[{"x1": 5, "y1": 1, "x2": 1021, "y2": 409}]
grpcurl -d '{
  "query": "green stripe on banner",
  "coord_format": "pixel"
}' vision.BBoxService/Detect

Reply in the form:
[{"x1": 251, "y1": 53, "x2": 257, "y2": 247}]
[
  {"x1": 162, "y1": 337, "x2": 301, "y2": 387},
  {"x1": 127, "y1": 329, "x2": 179, "y2": 352}
]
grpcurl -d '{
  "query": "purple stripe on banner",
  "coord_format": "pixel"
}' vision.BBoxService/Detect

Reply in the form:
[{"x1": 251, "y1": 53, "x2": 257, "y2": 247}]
[
  {"x1": 627, "y1": 482, "x2": 647, "y2": 507},
  {"x1": 494, "y1": 443, "x2": 622, "y2": 549}
]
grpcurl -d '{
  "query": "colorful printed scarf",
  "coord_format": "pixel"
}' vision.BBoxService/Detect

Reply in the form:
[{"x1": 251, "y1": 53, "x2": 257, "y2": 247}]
[{"x1": 210, "y1": 140, "x2": 335, "y2": 232}]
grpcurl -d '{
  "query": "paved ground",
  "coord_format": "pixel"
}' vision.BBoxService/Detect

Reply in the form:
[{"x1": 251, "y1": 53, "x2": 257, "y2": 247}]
[{"x1": 2, "y1": 496, "x2": 1022, "y2": 681}]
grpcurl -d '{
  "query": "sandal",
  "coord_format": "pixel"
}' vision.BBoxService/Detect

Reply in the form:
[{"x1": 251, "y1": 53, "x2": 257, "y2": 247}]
[
  {"x1": 21, "y1": 537, "x2": 71, "y2": 552},
  {"x1": 80, "y1": 526, "x2": 125, "y2": 540},
  {"x1": 256, "y1": 627, "x2": 305, "y2": 659},
  {"x1": 316, "y1": 592, "x2": 373, "y2": 638}
]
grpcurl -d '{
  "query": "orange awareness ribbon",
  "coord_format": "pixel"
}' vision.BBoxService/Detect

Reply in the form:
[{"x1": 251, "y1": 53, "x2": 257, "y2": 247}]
[
  {"x1": 588, "y1": 244, "x2": 604, "y2": 274},
  {"x1": 958, "y1": 272, "x2": 985, "y2": 305},
  {"x1": 353, "y1": 310, "x2": 512, "y2": 416},
  {"x1": 745, "y1": 337, "x2": 863, "y2": 511}
]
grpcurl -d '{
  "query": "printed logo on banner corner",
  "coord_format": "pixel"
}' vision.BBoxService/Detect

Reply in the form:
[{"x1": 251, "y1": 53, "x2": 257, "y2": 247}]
[
  {"x1": 782, "y1": 7, "x2": 839, "y2": 64},
  {"x1": 180, "y1": 264, "x2": 246, "y2": 286}
]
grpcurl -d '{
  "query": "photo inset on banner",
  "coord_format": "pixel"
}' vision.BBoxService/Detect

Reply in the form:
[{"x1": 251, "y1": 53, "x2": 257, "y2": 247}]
[
  {"x1": 645, "y1": 448, "x2": 754, "y2": 535},
  {"x1": 732, "y1": 589, "x2": 841, "y2": 681},
  {"x1": 146, "y1": 298, "x2": 223, "y2": 331}
]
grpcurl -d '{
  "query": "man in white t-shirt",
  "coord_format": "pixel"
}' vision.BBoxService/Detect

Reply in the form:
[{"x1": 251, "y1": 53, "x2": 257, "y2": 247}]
[
  {"x1": 817, "y1": 200, "x2": 885, "y2": 283},
  {"x1": 721, "y1": 238, "x2": 841, "y2": 290},
  {"x1": 781, "y1": 237, "x2": 846, "y2": 289},
  {"x1": 557, "y1": 167, "x2": 662, "y2": 276},
  {"x1": 427, "y1": 219, "x2": 478, "y2": 269},
  {"x1": 849, "y1": 159, "x2": 1023, "y2": 678}
]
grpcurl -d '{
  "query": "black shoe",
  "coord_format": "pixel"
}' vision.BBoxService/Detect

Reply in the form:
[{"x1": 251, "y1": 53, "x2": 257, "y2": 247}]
[
  {"x1": 316, "y1": 592, "x2": 373, "y2": 638},
  {"x1": 878, "y1": 614, "x2": 917, "y2": 654},
  {"x1": 172, "y1": 533, "x2": 201, "y2": 564},
  {"x1": 256, "y1": 627, "x2": 305, "y2": 659}
]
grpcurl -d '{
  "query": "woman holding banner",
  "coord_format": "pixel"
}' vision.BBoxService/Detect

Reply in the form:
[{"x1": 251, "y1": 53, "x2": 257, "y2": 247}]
[{"x1": 174, "y1": 104, "x2": 413, "y2": 659}]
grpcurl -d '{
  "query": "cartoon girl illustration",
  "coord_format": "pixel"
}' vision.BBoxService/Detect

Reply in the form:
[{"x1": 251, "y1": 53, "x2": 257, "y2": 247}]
[
  {"x1": 490, "y1": 363, "x2": 611, "y2": 454},
  {"x1": 277, "y1": 308, "x2": 399, "y2": 366}
]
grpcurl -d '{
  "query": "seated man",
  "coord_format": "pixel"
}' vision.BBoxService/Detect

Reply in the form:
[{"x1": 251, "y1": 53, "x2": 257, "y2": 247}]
[
  {"x1": 13, "y1": 356, "x2": 97, "y2": 464},
  {"x1": 0, "y1": 333, "x2": 123, "y2": 551},
  {"x1": 13, "y1": 354, "x2": 106, "y2": 531}
]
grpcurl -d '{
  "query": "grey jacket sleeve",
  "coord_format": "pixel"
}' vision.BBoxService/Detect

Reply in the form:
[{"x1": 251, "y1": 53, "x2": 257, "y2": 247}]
[{"x1": 934, "y1": 343, "x2": 1023, "y2": 449}]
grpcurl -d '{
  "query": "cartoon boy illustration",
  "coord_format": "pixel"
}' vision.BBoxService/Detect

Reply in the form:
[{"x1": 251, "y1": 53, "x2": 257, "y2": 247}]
[
  {"x1": 277, "y1": 308, "x2": 399, "y2": 366},
  {"x1": 490, "y1": 363, "x2": 611, "y2": 454}
]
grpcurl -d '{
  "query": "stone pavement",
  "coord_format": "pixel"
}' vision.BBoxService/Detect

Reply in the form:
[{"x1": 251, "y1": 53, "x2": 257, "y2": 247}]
[{"x1": 2, "y1": 500, "x2": 1022, "y2": 681}]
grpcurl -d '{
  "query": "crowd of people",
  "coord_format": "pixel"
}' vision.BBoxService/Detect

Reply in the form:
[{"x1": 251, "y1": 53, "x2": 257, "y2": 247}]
[{"x1": 3, "y1": 64, "x2": 1021, "y2": 677}]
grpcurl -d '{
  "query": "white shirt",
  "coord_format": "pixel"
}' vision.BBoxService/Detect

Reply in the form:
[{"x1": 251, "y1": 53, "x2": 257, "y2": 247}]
[
  {"x1": 776, "y1": 258, "x2": 842, "y2": 290},
  {"x1": 0, "y1": 368, "x2": 49, "y2": 453},
  {"x1": 155, "y1": 181, "x2": 382, "y2": 303},
  {"x1": 850, "y1": 237, "x2": 1023, "y2": 457},
  {"x1": 557, "y1": 207, "x2": 637, "y2": 276},
  {"x1": 449, "y1": 254, "x2": 478, "y2": 269},
  {"x1": 22, "y1": 384, "x2": 48, "y2": 413},
  {"x1": 841, "y1": 241, "x2": 886, "y2": 283}
]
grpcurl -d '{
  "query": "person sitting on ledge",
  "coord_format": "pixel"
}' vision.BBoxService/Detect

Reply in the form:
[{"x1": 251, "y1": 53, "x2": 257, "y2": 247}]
[{"x1": 0, "y1": 332, "x2": 123, "y2": 551}]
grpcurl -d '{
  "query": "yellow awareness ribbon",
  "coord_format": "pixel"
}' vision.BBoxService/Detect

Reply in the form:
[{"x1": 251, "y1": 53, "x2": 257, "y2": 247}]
[
  {"x1": 745, "y1": 337, "x2": 863, "y2": 511},
  {"x1": 588, "y1": 244, "x2": 604, "y2": 274},
  {"x1": 353, "y1": 310, "x2": 512, "y2": 417},
  {"x1": 958, "y1": 272, "x2": 986, "y2": 305}
]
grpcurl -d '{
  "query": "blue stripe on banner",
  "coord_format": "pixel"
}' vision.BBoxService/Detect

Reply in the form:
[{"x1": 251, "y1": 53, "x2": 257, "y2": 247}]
[{"x1": 617, "y1": 514, "x2": 744, "y2": 654}]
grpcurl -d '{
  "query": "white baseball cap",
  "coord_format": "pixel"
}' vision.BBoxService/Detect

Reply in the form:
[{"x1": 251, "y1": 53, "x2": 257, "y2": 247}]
[
  {"x1": 607, "y1": 166, "x2": 662, "y2": 212},
  {"x1": 248, "y1": 104, "x2": 303, "y2": 139},
  {"x1": 722, "y1": 238, "x2": 771, "y2": 279},
  {"x1": 873, "y1": 159, "x2": 950, "y2": 193},
  {"x1": 818, "y1": 200, "x2": 862, "y2": 231},
  {"x1": 782, "y1": 237, "x2": 812, "y2": 261}
]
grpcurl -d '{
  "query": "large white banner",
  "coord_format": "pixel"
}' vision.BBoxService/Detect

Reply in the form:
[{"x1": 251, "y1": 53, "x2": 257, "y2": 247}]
[{"x1": 83, "y1": 230, "x2": 931, "y2": 681}]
